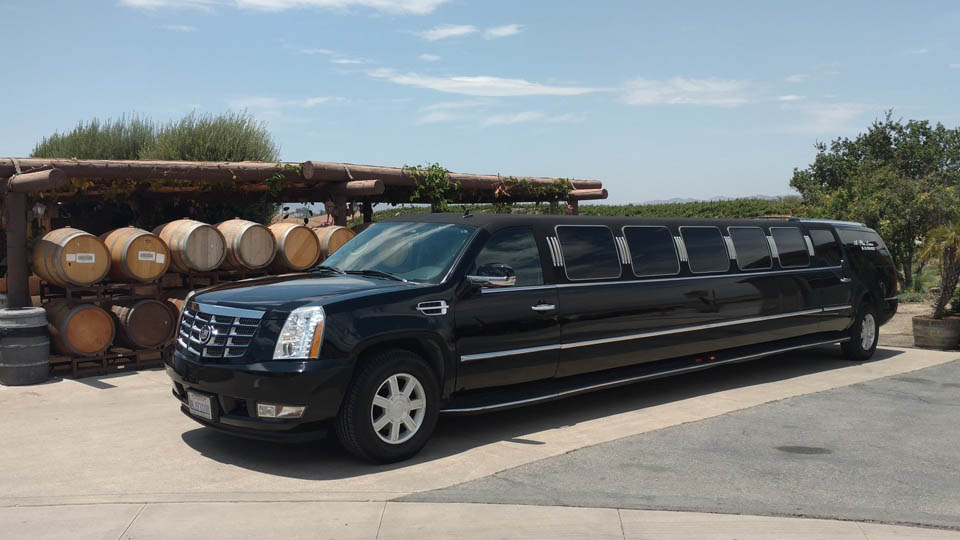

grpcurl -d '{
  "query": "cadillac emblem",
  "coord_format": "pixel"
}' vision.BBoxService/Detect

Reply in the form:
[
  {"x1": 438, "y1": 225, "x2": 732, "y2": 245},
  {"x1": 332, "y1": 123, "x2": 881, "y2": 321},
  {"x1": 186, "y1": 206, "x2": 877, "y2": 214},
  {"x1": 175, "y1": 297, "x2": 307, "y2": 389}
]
[{"x1": 199, "y1": 325, "x2": 214, "y2": 344}]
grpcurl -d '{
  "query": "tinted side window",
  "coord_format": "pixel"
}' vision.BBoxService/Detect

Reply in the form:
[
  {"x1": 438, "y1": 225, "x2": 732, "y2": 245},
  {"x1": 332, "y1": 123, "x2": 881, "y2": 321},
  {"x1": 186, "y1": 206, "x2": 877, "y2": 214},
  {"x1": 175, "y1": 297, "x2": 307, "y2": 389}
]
[
  {"x1": 728, "y1": 227, "x2": 772, "y2": 270},
  {"x1": 836, "y1": 228, "x2": 892, "y2": 266},
  {"x1": 809, "y1": 229, "x2": 842, "y2": 266},
  {"x1": 681, "y1": 227, "x2": 729, "y2": 273},
  {"x1": 771, "y1": 227, "x2": 810, "y2": 268},
  {"x1": 622, "y1": 226, "x2": 679, "y2": 277},
  {"x1": 472, "y1": 228, "x2": 543, "y2": 287},
  {"x1": 556, "y1": 226, "x2": 622, "y2": 280}
]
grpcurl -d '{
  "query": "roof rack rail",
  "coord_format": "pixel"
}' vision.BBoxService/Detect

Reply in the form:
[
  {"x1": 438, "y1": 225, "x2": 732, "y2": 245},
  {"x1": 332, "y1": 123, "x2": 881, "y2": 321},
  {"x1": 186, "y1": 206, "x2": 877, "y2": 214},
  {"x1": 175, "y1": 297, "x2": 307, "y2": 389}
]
[{"x1": 788, "y1": 217, "x2": 867, "y2": 227}]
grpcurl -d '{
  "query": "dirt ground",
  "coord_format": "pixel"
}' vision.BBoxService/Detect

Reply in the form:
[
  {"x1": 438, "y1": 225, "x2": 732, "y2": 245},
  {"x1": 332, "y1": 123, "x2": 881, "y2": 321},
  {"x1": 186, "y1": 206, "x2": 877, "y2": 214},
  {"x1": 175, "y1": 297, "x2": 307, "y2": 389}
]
[{"x1": 880, "y1": 301, "x2": 932, "y2": 348}]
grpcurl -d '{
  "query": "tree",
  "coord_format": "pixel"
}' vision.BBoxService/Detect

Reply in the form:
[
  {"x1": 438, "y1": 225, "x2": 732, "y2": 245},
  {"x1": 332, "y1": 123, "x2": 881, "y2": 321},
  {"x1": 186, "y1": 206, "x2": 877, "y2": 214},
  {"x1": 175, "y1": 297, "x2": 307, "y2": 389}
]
[
  {"x1": 918, "y1": 224, "x2": 960, "y2": 319},
  {"x1": 30, "y1": 111, "x2": 282, "y2": 233},
  {"x1": 790, "y1": 112, "x2": 960, "y2": 287}
]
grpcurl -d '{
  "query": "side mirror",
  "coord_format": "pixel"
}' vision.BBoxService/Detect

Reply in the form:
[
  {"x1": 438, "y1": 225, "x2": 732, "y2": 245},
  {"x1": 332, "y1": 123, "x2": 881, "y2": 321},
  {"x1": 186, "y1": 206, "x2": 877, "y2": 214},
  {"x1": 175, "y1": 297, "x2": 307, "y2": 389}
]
[{"x1": 467, "y1": 263, "x2": 517, "y2": 289}]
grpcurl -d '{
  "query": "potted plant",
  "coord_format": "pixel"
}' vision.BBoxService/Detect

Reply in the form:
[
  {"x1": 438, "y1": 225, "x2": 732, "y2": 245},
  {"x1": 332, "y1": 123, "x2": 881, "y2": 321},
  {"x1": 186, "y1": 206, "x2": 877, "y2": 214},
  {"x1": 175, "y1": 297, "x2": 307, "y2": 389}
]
[{"x1": 913, "y1": 224, "x2": 960, "y2": 349}]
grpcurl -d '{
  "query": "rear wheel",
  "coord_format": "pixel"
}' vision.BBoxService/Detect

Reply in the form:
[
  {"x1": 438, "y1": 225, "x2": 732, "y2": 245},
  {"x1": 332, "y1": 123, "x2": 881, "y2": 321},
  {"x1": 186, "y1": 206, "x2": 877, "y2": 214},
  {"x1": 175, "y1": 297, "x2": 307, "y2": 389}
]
[
  {"x1": 335, "y1": 349, "x2": 439, "y2": 463},
  {"x1": 841, "y1": 301, "x2": 879, "y2": 360}
]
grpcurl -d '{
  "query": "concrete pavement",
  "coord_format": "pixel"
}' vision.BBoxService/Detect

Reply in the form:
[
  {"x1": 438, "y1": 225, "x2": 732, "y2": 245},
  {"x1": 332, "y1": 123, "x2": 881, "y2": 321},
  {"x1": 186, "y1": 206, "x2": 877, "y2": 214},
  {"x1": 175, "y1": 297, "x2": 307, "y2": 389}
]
[
  {"x1": 4, "y1": 502, "x2": 960, "y2": 540},
  {"x1": 2, "y1": 345, "x2": 959, "y2": 538}
]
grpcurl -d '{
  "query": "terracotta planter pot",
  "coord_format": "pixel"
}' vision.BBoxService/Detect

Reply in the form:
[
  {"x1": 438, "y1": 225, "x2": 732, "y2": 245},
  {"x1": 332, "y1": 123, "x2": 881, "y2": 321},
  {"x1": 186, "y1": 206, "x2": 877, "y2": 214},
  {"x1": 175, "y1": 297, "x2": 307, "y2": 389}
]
[{"x1": 913, "y1": 316, "x2": 960, "y2": 350}]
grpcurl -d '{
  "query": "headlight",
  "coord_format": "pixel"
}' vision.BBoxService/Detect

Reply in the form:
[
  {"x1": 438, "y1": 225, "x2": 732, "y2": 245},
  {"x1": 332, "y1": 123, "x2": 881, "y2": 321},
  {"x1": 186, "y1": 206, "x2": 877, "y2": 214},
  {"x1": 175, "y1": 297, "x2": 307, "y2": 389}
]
[{"x1": 273, "y1": 306, "x2": 325, "y2": 360}]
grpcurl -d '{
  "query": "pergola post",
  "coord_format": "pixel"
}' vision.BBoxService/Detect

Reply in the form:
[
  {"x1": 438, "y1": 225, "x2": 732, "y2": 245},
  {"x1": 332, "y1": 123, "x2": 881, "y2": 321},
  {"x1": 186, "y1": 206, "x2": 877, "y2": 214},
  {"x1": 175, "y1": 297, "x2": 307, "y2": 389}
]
[
  {"x1": 362, "y1": 201, "x2": 373, "y2": 223},
  {"x1": 3, "y1": 169, "x2": 67, "y2": 309},
  {"x1": 568, "y1": 200, "x2": 580, "y2": 215},
  {"x1": 332, "y1": 195, "x2": 348, "y2": 226},
  {"x1": 549, "y1": 201, "x2": 558, "y2": 215}
]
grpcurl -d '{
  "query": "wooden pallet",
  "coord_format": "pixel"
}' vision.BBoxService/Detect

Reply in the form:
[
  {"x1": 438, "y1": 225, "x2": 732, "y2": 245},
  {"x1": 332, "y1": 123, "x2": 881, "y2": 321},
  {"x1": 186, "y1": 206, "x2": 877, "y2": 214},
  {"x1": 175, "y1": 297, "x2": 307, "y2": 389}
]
[
  {"x1": 49, "y1": 347, "x2": 164, "y2": 379},
  {"x1": 41, "y1": 282, "x2": 163, "y2": 305},
  {"x1": 180, "y1": 269, "x2": 270, "y2": 289}
]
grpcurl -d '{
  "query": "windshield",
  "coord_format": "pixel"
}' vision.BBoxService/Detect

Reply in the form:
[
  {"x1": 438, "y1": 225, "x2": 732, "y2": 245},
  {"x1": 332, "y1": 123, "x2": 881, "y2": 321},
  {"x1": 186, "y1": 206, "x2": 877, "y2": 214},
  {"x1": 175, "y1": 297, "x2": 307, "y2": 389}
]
[{"x1": 319, "y1": 222, "x2": 475, "y2": 283}]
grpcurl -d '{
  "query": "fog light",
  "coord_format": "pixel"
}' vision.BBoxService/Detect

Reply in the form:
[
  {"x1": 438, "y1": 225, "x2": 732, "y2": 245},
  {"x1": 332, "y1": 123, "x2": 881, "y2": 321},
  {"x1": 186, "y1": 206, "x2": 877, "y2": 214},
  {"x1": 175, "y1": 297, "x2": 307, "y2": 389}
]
[{"x1": 256, "y1": 403, "x2": 306, "y2": 419}]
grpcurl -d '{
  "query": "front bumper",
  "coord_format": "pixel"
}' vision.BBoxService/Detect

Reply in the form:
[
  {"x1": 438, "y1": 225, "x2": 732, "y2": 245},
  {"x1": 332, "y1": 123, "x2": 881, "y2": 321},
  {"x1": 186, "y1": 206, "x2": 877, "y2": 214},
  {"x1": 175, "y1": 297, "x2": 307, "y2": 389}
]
[{"x1": 165, "y1": 347, "x2": 352, "y2": 442}]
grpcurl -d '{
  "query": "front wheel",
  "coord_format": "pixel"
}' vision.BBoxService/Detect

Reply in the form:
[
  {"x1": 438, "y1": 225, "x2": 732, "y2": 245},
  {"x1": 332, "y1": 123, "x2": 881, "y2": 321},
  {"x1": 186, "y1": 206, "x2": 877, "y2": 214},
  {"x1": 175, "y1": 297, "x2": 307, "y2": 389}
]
[
  {"x1": 335, "y1": 349, "x2": 439, "y2": 463},
  {"x1": 841, "y1": 301, "x2": 879, "y2": 361}
]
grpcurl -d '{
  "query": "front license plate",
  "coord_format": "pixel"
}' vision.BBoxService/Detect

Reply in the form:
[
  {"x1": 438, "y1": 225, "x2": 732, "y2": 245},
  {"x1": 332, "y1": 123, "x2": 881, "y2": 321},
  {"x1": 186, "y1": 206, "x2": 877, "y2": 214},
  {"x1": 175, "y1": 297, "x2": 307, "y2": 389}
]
[{"x1": 187, "y1": 391, "x2": 215, "y2": 420}]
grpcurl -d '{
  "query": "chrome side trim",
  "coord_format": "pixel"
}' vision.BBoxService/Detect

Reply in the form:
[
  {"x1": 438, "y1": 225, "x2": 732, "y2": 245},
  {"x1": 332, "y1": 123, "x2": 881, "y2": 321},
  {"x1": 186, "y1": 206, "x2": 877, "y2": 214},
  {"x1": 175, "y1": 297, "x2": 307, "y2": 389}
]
[
  {"x1": 674, "y1": 236, "x2": 689, "y2": 262},
  {"x1": 546, "y1": 236, "x2": 563, "y2": 267},
  {"x1": 615, "y1": 236, "x2": 631, "y2": 265},
  {"x1": 478, "y1": 265, "x2": 847, "y2": 294},
  {"x1": 191, "y1": 302, "x2": 265, "y2": 319},
  {"x1": 884, "y1": 296, "x2": 899, "y2": 302},
  {"x1": 443, "y1": 337, "x2": 852, "y2": 413},
  {"x1": 560, "y1": 307, "x2": 833, "y2": 351},
  {"x1": 458, "y1": 305, "x2": 852, "y2": 361},
  {"x1": 804, "y1": 235, "x2": 816, "y2": 256},
  {"x1": 417, "y1": 300, "x2": 449, "y2": 316},
  {"x1": 723, "y1": 236, "x2": 737, "y2": 260},
  {"x1": 766, "y1": 236, "x2": 779, "y2": 259},
  {"x1": 460, "y1": 343, "x2": 562, "y2": 362}
]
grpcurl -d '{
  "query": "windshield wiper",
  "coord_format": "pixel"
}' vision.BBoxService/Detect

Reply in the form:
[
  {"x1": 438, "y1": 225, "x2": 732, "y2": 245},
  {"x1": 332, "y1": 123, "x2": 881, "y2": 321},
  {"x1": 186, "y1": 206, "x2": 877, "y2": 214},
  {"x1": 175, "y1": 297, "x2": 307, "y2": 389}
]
[
  {"x1": 345, "y1": 269, "x2": 409, "y2": 282},
  {"x1": 311, "y1": 265, "x2": 345, "y2": 275}
]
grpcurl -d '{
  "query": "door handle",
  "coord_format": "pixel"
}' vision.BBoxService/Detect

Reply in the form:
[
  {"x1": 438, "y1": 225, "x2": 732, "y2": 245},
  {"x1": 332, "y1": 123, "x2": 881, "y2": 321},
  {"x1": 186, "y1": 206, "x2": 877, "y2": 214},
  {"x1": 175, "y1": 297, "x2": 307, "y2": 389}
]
[
  {"x1": 840, "y1": 277, "x2": 853, "y2": 283},
  {"x1": 531, "y1": 304, "x2": 556, "y2": 312}
]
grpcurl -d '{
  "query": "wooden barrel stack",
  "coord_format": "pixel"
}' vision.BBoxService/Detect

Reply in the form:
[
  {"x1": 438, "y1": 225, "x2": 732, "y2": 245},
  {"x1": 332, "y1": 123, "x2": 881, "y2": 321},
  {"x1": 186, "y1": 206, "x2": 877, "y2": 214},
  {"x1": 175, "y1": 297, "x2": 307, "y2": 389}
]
[
  {"x1": 45, "y1": 299, "x2": 115, "y2": 356},
  {"x1": 26, "y1": 216, "x2": 363, "y2": 368},
  {"x1": 313, "y1": 225, "x2": 356, "y2": 261},
  {"x1": 111, "y1": 300, "x2": 179, "y2": 349},
  {"x1": 269, "y1": 223, "x2": 321, "y2": 272},
  {"x1": 154, "y1": 219, "x2": 226, "y2": 273},
  {"x1": 33, "y1": 228, "x2": 111, "y2": 287},
  {"x1": 100, "y1": 227, "x2": 171, "y2": 282},
  {"x1": 218, "y1": 218, "x2": 277, "y2": 270}
]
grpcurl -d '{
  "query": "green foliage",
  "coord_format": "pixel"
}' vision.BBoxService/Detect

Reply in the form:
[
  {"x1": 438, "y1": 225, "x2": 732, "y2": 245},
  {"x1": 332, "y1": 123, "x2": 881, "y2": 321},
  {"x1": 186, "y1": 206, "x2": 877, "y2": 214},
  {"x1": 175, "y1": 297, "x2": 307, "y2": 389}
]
[
  {"x1": 404, "y1": 163, "x2": 457, "y2": 212},
  {"x1": 30, "y1": 111, "x2": 282, "y2": 231},
  {"x1": 790, "y1": 111, "x2": 960, "y2": 287},
  {"x1": 918, "y1": 224, "x2": 960, "y2": 319},
  {"x1": 143, "y1": 111, "x2": 279, "y2": 162},
  {"x1": 32, "y1": 114, "x2": 155, "y2": 160}
]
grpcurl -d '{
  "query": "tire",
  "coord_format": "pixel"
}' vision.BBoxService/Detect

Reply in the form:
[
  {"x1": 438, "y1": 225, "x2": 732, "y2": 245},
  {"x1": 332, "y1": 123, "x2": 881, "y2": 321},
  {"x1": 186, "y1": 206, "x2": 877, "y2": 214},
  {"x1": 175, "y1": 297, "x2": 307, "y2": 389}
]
[
  {"x1": 335, "y1": 349, "x2": 440, "y2": 463},
  {"x1": 841, "y1": 301, "x2": 879, "y2": 361}
]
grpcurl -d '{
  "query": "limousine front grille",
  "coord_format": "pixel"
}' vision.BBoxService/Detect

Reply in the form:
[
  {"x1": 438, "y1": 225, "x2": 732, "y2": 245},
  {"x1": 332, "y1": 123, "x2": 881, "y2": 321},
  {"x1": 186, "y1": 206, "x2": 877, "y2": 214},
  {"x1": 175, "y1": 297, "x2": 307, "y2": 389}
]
[{"x1": 178, "y1": 305, "x2": 264, "y2": 361}]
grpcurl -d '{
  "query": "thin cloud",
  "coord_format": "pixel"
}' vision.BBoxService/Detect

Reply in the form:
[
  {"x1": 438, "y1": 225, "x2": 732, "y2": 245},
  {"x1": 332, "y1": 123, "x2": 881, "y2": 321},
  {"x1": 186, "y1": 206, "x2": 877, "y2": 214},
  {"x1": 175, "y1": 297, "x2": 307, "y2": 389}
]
[
  {"x1": 416, "y1": 100, "x2": 486, "y2": 123},
  {"x1": 418, "y1": 53, "x2": 441, "y2": 62},
  {"x1": 368, "y1": 68, "x2": 604, "y2": 96},
  {"x1": 908, "y1": 48, "x2": 929, "y2": 55},
  {"x1": 416, "y1": 24, "x2": 476, "y2": 41},
  {"x1": 786, "y1": 102, "x2": 868, "y2": 134},
  {"x1": 300, "y1": 48, "x2": 335, "y2": 55},
  {"x1": 481, "y1": 111, "x2": 583, "y2": 126},
  {"x1": 420, "y1": 100, "x2": 488, "y2": 112},
  {"x1": 785, "y1": 73, "x2": 809, "y2": 83},
  {"x1": 121, "y1": 0, "x2": 449, "y2": 14},
  {"x1": 484, "y1": 24, "x2": 524, "y2": 39},
  {"x1": 228, "y1": 96, "x2": 344, "y2": 109},
  {"x1": 777, "y1": 95, "x2": 805, "y2": 102},
  {"x1": 621, "y1": 77, "x2": 751, "y2": 106},
  {"x1": 331, "y1": 57, "x2": 367, "y2": 64},
  {"x1": 159, "y1": 23, "x2": 198, "y2": 31},
  {"x1": 950, "y1": 63, "x2": 960, "y2": 69}
]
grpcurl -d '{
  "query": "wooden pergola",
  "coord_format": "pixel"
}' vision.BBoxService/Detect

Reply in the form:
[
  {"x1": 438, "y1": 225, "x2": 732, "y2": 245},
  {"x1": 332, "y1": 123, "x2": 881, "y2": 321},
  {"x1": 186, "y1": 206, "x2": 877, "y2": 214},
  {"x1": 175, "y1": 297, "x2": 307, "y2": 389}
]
[{"x1": 1, "y1": 157, "x2": 607, "y2": 308}]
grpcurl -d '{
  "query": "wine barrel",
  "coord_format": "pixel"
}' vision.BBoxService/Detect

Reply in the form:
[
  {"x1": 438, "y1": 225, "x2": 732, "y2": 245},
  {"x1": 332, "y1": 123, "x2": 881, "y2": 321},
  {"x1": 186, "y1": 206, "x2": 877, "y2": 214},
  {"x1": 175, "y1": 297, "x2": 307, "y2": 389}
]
[
  {"x1": 32, "y1": 228, "x2": 110, "y2": 287},
  {"x1": 0, "y1": 307, "x2": 50, "y2": 385},
  {"x1": 313, "y1": 226, "x2": 356, "y2": 260},
  {"x1": 165, "y1": 288, "x2": 192, "y2": 314},
  {"x1": 269, "y1": 223, "x2": 321, "y2": 272},
  {"x1": 45, "y1": 300, "x2": 114, "y2": 356},
  {"x1": 110, "y1": 300, "x2": 178, "y2": 349},
  {"x1": 99, "y1": 227, "x2": 171, "y2": 282},
  {"x1": 217, "y1": 219, "x2": 277, "y2": 270},
  {"x1": 153, "y1": 219, "x2": 226, "y2": 273}
]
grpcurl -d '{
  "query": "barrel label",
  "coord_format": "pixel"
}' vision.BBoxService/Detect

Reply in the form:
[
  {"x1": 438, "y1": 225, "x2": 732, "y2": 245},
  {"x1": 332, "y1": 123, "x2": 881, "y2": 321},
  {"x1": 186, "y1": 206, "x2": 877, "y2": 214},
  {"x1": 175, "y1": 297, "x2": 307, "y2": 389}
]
[
  {"x1": 156, "y1": 253, "x2": 166, "y2": 264},
  {"x1": 138, "y1": 251, "x2": 157, "y2": 262},
  {"x1": 75, "y1": 253, "x2": 96, "y2": 264}
]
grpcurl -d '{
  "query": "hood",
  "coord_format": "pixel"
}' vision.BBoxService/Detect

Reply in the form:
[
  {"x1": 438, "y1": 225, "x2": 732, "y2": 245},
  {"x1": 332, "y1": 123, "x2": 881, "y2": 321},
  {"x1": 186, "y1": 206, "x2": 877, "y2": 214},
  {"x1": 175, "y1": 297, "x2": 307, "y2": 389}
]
[{"x1": 191, "y1": 273, "x2": 414, "y2": 315}]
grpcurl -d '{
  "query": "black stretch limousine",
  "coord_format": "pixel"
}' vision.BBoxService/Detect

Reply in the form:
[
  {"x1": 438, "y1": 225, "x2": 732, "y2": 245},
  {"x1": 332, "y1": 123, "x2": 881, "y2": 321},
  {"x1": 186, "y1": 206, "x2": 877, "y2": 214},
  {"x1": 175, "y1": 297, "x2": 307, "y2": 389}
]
[{"x1": 165, "y1": 214, "x2": 898, "y2": 462}]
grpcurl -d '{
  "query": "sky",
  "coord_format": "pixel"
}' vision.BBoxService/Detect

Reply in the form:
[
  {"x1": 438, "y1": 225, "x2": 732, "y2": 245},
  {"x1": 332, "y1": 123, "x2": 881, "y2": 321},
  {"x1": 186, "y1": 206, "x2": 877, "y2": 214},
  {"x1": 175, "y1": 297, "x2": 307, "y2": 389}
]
[{"x1": 3, "y1": 0, "x2": 960, "y2": 204}]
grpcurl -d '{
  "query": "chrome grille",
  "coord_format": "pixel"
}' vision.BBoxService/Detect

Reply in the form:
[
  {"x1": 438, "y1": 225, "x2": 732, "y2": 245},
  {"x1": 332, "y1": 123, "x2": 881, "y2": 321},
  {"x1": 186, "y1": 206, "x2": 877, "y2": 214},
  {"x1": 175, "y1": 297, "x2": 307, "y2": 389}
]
[{"x1": 177, "y1": 303, "x2": 265, "y2": 361}]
